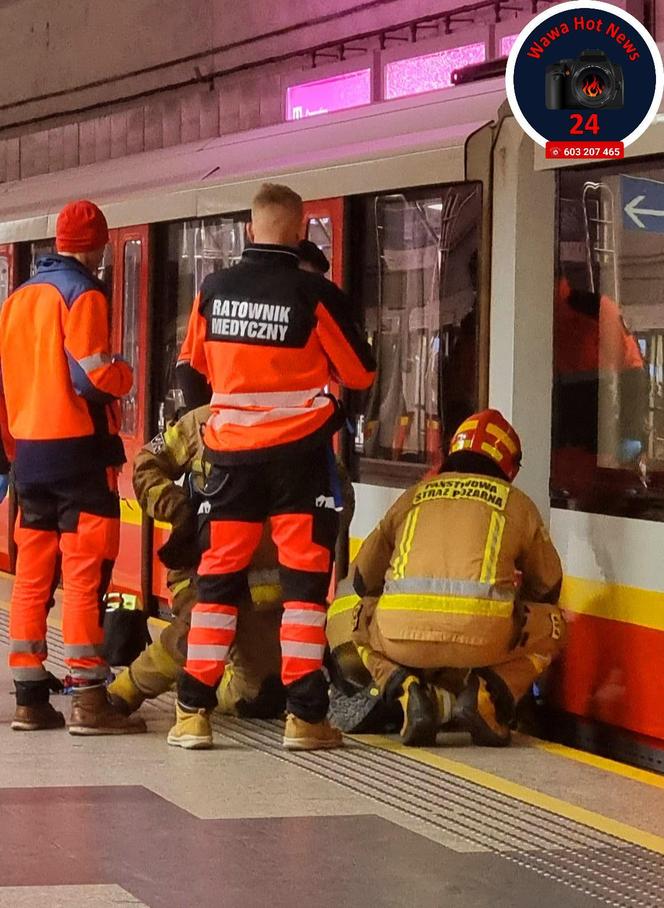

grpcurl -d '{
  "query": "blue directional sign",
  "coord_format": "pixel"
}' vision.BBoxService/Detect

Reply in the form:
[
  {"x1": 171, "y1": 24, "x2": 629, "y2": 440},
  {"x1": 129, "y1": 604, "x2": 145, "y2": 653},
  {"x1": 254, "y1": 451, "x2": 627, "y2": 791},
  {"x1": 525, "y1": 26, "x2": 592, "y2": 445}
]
[{"x1": 622, "y1": 176, "x2": 664, "y2": 232}]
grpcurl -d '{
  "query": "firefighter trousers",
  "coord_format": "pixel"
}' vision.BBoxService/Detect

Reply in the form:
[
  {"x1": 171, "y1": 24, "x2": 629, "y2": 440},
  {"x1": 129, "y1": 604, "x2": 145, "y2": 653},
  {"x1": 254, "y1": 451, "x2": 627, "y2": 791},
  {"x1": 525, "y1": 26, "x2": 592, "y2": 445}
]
[
  {"x1": 178, "y1": 446, "x2": 339, "y2": 723},
  {"x1": 128, "y1": 572, "x2": 284, "y2": 715},
  {"x1": 10, "y1": 469, "x2": 120, "y2": 704},
  {"x1": 354, "y1": 597, "x2": 566, "y2": 709}
]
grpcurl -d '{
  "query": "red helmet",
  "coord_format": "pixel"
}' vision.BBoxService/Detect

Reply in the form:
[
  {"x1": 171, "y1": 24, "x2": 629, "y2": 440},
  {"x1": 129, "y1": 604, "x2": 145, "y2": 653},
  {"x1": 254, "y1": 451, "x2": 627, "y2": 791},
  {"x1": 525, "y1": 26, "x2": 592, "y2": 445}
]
[{"x1": 448, "y1": 409, "x2": 522, "y2": 481}]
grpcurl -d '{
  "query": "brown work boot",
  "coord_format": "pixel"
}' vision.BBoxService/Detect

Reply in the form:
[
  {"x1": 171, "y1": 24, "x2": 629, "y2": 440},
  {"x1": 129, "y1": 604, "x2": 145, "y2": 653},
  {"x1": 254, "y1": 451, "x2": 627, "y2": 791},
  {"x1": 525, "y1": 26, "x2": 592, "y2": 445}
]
[
  {"x1": 68, "y1": 684, "x2": 147, "y2": 736},
  {"x1": 283, "y1": 715, "x2": 344, "y2": 751},
  {"x1": 12, "y1": 702, "x2": 65, "y2": 731}
]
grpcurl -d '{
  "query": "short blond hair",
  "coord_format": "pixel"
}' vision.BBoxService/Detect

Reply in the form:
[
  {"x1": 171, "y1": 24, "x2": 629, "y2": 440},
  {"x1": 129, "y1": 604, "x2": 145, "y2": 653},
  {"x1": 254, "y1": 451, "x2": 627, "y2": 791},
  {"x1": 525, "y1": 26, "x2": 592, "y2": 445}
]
[{"x1": 252, "y1": 183, "x2": 303, "y2": 220}]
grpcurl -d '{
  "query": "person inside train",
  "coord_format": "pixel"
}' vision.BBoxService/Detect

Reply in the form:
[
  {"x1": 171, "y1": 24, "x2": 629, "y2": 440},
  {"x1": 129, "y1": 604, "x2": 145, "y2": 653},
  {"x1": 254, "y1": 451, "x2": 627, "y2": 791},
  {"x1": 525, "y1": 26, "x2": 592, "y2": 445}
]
[
  {"x1": 333, "y1": 409, "x2": 565, "y2": 747},
  {"x1": 169, "y1": 197, "x2": 375, "y2": 751},
  {"x1": 552, "y1": 262, "x2": 648, "y2": 504},
  {"x1": 0, "y1": 200, "x2": 145, "y2": 735},
  {"x1": 108, "y1": 399, "x2": 356, "y2": 731}
]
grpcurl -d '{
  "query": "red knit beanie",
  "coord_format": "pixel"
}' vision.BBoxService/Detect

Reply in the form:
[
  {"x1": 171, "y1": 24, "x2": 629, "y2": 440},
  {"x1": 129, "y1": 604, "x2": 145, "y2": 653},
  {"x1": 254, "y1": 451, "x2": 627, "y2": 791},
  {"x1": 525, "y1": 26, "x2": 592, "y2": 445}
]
[{"x1": 56, "y1": 200, "x2": 109, "y2": 253}]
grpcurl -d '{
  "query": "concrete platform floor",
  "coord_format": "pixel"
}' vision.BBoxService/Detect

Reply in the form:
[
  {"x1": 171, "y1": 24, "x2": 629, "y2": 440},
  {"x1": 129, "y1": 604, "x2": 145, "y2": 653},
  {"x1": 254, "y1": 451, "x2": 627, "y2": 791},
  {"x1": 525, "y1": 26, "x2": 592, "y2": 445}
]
[{"x1": 0, "y1": 596, "x2": 663, "y2": 906}]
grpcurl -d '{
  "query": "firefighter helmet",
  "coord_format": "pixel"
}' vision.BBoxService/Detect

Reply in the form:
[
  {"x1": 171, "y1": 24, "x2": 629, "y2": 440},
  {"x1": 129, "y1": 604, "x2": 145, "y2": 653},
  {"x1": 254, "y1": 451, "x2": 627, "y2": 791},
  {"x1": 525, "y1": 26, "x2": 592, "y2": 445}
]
[{"x1": 448, "y1": 409, "x2": 522, "y2": 481}]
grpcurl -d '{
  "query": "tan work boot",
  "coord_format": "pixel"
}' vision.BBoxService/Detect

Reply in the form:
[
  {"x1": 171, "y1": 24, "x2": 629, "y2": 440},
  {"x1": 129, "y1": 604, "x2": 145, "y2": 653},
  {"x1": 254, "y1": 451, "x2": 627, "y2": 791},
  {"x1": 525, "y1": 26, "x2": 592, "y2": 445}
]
[
  {"x1": 12, "y1": 702, "x2": 66, "y2": 731},
  {"x1": 68, "y1": 684, "x2": 147, "y2": 735},
  {"x1": 283, "y1": 715, "x2": 344, "y2": 751},
  {"x1": 167, "y1": 704, "x2": 213, "y2": 750},
  {"x1": 107, "y1": 669, "x2": 145, "y2": 716}
]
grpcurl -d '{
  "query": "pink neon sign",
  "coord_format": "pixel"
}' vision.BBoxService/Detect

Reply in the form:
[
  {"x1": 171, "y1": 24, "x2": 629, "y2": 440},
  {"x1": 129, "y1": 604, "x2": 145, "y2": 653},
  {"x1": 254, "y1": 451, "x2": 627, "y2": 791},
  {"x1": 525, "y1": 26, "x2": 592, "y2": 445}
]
[
  {"x1": 384, "y1": 43, "x2": 486, "y2": 100},
  {"x1": 500, "y1": 34, "x2": 519, "y2": 56},
  {"x1": 286, "y1": 69, "x2": 372, "y2": 121}
]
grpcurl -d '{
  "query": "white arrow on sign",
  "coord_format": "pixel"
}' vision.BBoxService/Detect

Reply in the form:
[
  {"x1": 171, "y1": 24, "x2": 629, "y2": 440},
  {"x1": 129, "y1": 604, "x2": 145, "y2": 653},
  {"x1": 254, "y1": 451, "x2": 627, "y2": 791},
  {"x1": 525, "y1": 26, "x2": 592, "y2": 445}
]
[{"x1": 624, "y1": 194, "x2": 664, "y2": 229}]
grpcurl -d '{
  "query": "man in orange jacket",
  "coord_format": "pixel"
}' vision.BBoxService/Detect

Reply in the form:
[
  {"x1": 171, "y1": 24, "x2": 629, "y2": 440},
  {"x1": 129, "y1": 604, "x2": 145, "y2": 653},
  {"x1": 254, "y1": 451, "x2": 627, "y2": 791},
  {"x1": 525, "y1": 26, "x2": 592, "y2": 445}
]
[
  {"x1": 170, "y1": 182, "x2": 376, "y2": 750},
  {"x1": 0, "y1": 200, "x2": 146, "y2": 736}
]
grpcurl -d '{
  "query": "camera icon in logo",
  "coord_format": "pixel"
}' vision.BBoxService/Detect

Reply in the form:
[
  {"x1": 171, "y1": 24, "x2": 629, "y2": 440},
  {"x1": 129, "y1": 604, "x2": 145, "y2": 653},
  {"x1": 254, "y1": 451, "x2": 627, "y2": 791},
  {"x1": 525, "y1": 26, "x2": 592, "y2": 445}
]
[{"x1": 545, "y1": 50, "x2": 624, "y2": 110}]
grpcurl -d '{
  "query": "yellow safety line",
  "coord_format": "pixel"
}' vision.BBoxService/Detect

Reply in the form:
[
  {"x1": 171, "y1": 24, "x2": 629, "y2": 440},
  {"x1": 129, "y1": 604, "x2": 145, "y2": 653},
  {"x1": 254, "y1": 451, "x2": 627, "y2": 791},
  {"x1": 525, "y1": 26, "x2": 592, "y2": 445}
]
[
  {"x1": 517, "y1": 733, "x2": 664, "y2": 790},
  {"x1": 0, "y1": 595, "x2": 168, "y2": 631},
  {"x1": 351, "y1": 733, "x2": 664, "y2": 855}
]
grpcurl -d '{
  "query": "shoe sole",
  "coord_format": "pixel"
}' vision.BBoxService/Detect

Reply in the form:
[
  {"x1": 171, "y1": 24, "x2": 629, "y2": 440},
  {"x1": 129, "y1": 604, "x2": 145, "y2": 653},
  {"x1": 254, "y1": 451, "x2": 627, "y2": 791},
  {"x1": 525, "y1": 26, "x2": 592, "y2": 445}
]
[
  {"x1": 68, "y1": 725, "x2": 147, "y2": 736},
  {"x1": 401, "y1": 718, "x2": 437, "y2": 747},
  {"x1": 455, "y1": 706, "x2": 511, "y2": 748},
  {"x1": 282, "y1": 737, "x2": 344, "y2": 751},
  {"x1": 11, "y1": 722, "x2": 65, "y2": 731},
  {"x1": 167, "y1": 733, "x2": 213, "y2": 750}
]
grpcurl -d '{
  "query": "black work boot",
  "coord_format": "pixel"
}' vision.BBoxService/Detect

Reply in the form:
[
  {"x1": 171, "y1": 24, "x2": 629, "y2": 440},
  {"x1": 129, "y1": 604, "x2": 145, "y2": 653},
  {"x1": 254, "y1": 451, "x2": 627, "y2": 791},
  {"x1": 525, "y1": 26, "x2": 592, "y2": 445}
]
[
  {"x1": 398, "y1": 675, "x2": 438, "y2": 746},
  {"x1": 454, "y1": 673, "x2": 511, "y2": 747},
  {"x1": 12, "y1": 680, "x2": 65, "y2": 731}
]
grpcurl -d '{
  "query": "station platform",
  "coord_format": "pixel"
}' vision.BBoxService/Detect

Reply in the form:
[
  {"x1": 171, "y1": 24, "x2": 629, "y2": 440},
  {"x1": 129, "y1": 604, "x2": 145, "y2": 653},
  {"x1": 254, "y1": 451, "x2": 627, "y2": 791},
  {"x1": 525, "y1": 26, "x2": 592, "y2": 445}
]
[{"x1": 0, "y1": 592, "x2": 663, "y2": 907}]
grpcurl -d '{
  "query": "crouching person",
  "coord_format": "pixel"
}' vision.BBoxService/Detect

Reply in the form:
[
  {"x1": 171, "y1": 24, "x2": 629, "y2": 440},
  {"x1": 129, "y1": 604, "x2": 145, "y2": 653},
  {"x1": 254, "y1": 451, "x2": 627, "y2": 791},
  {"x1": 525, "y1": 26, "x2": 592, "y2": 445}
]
[
  {"x1": 347, "y1": 409, "x2": 566, "y2": 747},
  {"x1": 108, "y1": 405, "x2": 286, "y2": 724}
]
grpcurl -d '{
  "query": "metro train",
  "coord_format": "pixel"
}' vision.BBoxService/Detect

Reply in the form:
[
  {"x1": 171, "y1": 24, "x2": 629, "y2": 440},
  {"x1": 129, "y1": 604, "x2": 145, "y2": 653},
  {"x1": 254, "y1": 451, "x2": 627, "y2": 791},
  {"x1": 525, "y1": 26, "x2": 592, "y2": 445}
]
[{"x1": 1, "y1": 73, "x2": 663, "y2": 768}]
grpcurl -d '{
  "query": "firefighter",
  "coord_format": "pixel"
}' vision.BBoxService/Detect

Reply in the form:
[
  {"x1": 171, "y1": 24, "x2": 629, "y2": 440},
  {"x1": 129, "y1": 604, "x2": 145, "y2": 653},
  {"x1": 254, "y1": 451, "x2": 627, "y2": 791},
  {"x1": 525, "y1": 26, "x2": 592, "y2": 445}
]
[
  {"x1": 0, "y1": 200, "x2": 145, "y2": 734},
  {"x1": 170, "y1": 182, "x2": 375, "y2": 750},
  {"x1": 347, "y1": 409, "x2": 565, "y2": 747}
]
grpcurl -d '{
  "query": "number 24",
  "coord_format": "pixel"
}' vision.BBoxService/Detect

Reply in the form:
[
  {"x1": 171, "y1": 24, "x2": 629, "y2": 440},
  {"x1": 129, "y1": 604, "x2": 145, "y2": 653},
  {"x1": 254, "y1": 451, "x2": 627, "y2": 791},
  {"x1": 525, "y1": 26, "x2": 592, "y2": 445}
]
[{"x1": 569, "y1": 113, "x2": 600, "y2": 136}]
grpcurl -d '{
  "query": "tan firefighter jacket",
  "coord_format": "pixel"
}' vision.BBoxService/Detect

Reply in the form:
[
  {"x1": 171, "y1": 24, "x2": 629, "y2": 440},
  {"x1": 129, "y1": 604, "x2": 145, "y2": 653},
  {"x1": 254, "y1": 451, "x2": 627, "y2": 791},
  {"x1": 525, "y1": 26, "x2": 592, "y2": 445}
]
[
  {"x1": 133, "y1": 405, "x2": 355, "y2": 611},
  {"x1": 336, "y1": 471, "x2": 562, "y2": 650}
]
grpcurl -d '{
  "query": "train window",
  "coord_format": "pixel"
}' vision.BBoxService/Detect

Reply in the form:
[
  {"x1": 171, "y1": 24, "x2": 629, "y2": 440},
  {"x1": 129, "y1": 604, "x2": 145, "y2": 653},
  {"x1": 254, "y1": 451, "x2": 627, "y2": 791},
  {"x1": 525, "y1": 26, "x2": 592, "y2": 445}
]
[
  {"x1": 120, "y1": 239, "x2": 142, "y2": 436},
  {"x1": 555, "y1": 164, "x2": 664, "y2": 519},
  {"x1": 0, "y1": 257, "x2": 9, "y2": 305},
  {"x1": 350, "y1": 184, "x2": 481, "y2": 479},
  {"x1": 306, "y1": 217, "x2": 332, "y2": 266},
  {"x1": 153, "y1": 216, "x2": 248, "y2": 429}
]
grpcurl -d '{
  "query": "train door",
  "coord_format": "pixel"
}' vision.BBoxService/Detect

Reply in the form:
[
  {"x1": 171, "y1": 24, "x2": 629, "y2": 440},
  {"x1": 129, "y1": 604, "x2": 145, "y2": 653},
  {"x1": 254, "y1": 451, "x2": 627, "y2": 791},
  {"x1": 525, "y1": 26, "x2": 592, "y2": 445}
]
[
  {"x1": 110, "y1": 226, "x2": 150, "y2": 598},
  {"x1": 150, "y1": 216, "x2": 247, "y2": 613},
  {"x1": 0, "y1": 245, "x2": 17, "y2": 572},
  {"x1": 347, "y1": 184, "x2": 483, "y2": 564}
]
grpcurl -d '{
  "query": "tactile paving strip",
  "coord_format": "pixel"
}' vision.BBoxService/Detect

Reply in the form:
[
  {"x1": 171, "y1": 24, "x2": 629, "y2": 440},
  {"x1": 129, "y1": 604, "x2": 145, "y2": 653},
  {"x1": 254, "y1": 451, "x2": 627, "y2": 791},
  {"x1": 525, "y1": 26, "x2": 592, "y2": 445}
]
[{"x1": 2, "y1": 611, "x2": 663, "y2": 908}]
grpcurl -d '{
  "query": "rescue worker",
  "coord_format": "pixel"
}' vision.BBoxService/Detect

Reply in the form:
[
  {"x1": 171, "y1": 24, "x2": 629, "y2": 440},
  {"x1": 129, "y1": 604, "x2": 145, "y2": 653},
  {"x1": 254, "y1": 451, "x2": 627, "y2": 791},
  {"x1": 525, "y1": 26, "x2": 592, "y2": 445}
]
[
  {"x1": 170, "y1": 182, "x2": 375, "y2": 750},
  {"x1": 108, "y1": 233, "x2": 356, "y2": 725},
  {"x1": 0, "y1": 200, "x2": 145, "y2": 734},
  {"x1": 552, "y1": 266, "x2": 647, "y2": 503},
  {"x1": 345, "y1": 409, "x2": 565, "y2": 747}
]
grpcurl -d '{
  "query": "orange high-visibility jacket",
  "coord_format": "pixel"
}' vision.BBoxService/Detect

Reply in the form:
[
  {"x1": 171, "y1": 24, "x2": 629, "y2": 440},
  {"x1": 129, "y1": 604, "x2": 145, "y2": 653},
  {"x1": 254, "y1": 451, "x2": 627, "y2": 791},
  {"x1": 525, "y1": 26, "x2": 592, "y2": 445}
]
[
  {"x1": 177, "y1": 244, "x2": 376, "y2": 463},
  {"x1": 0, "y1": 254, "x2": 133, "y2": 482}
]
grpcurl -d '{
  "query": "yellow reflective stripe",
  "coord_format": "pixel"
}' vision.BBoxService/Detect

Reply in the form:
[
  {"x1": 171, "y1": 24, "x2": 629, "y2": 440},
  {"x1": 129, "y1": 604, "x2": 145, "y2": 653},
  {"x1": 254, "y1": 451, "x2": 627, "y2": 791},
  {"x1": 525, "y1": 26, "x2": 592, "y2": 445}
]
[
  {"x1": 480, "y1": 441, "x2": 504, "y2": 463},
  {"x1": 480, "y1": 511, "x2": 506, "y2": 585},
  {"x1": 393, "y1": 506, "x2": 420, "y2": 579},
  {"x1": 163, "y1": 423, "x2": 189, "y2": 467},
  {"x1": 170, "y1": 578, "x2": 192, "y2": 597},
  {"x1": 379, "y1": 592, "x2": 513, "y2": 618},
  {"x1": 487, "y1": 421, "x2": 518, "y2": 455},
  {"x1": 328, "y1": 594, "x2": 359, "y2": 618}
]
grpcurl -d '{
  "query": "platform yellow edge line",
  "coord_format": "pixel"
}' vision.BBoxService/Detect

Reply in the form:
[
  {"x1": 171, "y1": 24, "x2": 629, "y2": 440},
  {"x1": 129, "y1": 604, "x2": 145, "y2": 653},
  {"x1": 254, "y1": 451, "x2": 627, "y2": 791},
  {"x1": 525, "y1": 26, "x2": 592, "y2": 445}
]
[
  {"x1": 352, "y1": 733, "x2": 664, "y2": 856},
  {"x1": 517, "y1": 733, "x2": 664, "y2": 790}
]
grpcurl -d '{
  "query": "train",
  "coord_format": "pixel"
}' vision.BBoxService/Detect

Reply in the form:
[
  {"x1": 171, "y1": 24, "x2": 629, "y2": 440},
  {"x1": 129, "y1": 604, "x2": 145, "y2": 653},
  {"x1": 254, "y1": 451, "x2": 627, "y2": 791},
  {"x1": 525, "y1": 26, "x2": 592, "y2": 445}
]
[{"x1": 0, "y1": 71, "x2": 663, "y2": 769}]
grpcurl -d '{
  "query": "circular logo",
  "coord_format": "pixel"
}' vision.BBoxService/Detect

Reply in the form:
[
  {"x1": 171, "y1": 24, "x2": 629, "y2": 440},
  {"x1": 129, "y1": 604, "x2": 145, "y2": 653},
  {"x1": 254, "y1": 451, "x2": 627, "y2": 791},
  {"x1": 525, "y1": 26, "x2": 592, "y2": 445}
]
[{"x1": 506, "y1": 0, "x2": 663, "y2": 146}]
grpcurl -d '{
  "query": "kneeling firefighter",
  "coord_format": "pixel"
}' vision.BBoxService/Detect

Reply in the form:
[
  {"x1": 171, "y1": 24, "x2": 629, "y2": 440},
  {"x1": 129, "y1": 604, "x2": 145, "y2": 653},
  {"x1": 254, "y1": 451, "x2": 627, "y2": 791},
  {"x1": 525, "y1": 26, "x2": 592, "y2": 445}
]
[
  {"x1": 108, "y1": 404, "x2": 355, "y2": 723},
  {"x1": 335, "y1": 409, "x2": 565, "y2": 747}
]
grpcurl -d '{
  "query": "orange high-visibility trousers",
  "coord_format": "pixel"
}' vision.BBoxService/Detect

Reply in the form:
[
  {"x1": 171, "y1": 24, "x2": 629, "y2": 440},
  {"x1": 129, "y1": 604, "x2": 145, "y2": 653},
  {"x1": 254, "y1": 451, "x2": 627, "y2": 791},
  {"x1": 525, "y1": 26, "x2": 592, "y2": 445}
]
[
  {"x1": 10, "y1": 469, "x2": 120, "y2": 698},
  {"x1": 179, "y1": 450, "x2": 338, "y2": 723}
]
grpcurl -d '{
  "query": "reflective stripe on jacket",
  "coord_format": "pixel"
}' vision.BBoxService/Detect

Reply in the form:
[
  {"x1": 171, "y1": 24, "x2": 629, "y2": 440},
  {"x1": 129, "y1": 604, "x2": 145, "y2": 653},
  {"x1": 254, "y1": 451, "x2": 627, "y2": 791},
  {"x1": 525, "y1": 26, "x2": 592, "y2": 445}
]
[
  {"x1": 177, "y1": 245, "x2": 375, "y2": 463},
  {"x1": 351, "y1": 471, "x2": 563, "y2": 648}
]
